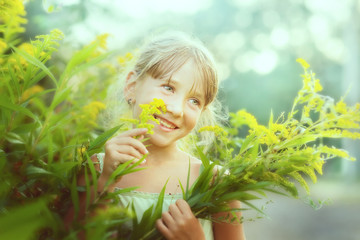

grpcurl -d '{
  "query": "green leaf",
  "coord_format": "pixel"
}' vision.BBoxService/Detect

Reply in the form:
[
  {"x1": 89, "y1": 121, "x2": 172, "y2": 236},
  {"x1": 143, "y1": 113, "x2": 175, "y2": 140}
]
[
  {"x1": 70, "y1": 175, "x2": 80, "y2": 217},
  {"x1": 268, "y1": 109, "x2": 274, "y2": 127},
  {"x1": 10, "y1": 44, "x2": 58, "y2": 86},
  {"x1": 26, "y1": 165, "x2": 53, "y2": 176},
  {"x1": 85, "y1": 152, "x2": 98, "y2": 200},
  {"x1": 49, "y1": 88, "x2": 71, "y2": 111},
  {"x1": 0, "y1": 96, "x2": 40, "y2": 123},
  {"x1": 239, "y1": 132, "x2": 256, "y2": 155},
  {"x1": 153, "y1": 178, "x2": 169, "y2": 221},
  {"x1": 0, "y1": 199, "x2": 54, "y2": 239},
  {"x1": 241, "y1": 200, "x2": 268, "y2": 217},
  {"x1": 196, "y1": 146, "x2": 210, "y2": 168},
  {"x1": 4, "y1": 132, "x2": 25, "y2": 145},
  {"x1": 68, "y1": 51, "x2": 113, "y2": 80},
  {"x1": 281, "y1": 135, "x2": 317, "y2": 148},
  {"x1": 218, "y1": 191, "x2": 260, "y2": 202},
  {"x1": 87, "y1": 125, "x2": 123, "y2": 152},
  {"x1": 103, "y1": 186, "x2": 139, "y2": 200}
]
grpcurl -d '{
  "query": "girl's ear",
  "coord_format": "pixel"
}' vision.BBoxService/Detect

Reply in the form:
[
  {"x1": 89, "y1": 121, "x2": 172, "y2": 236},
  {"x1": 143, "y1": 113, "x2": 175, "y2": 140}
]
[{"x1": 124, "y1": 71, "x2": 137, "y2": 102}]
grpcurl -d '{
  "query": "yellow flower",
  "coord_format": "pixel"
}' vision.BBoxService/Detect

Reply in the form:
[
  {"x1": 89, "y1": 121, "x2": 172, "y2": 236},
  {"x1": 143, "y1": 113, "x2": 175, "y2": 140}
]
[
  {"x1": 335, "y1": 100, "x2": 347, "y2": 114},
  {"x1": 255, "y1": 125, "x2": 279, "y2": 145},
  {"x1": 314, "y1": 79, "x2": 323, "y2": 92},
  {"x1": 81, "y1": 101, "x2": 106, "y2": 126},
  {"x1": 230, "y1": 110, "x2": 258, "y2": 129},
  {"x1": 0, "y1": 0, "x2": 27, "y2": 38},
  {"x1": 320, "y1": 145, "x2": 352, "y2": 160},
  {"x1": 96, "y1": 33, "x2": 110, "y2": 50},
  {"x1": 118, "y1": 52, "x2": 134, "y2": 67},
  {"x1": 337, "y1": 119, "x2": 359, "y2": 128},
  {"x1": 296, "y1": 58, "x2": 310, "y2": 70},
  {"x1": 21, "y1": 85, "x2": 44, "y2": 101},
  {"x1": 303, "y1": 105, "x2": 310, "y2": 117},
  {"x1": 341, "y1": 130, "x2": 360, "y2": 140},
  {"x1": 0, "y1": 39, "x2": 7, "y2": 53},
  {"x1": 198, "y1": 125, "x2": 227, "y2": 138},
  {"x1": 137, "y1": 98, "x2": 167, "y2": 134}
]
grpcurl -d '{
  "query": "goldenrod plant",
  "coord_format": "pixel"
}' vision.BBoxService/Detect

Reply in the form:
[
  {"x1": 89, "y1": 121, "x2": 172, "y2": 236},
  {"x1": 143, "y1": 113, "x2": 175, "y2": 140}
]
[
  {"x1": 0, "y1": 1, "x2": 132, "y2": 239},
  {"x1": 117, "y1": 58, "x2": 359, "y2": 239}
]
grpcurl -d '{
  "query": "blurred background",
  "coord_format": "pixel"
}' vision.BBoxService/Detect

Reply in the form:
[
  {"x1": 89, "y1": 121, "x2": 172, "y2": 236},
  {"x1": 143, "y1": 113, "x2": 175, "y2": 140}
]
[{"x1": 22, "y1": 0, "x2": 360, "y2": 239}]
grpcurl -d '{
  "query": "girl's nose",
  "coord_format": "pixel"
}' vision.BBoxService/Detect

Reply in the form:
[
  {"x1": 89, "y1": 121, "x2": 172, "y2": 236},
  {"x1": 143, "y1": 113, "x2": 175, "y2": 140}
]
[{"x1": 166, "y1": 101, "x2": 184, "y2": 118}]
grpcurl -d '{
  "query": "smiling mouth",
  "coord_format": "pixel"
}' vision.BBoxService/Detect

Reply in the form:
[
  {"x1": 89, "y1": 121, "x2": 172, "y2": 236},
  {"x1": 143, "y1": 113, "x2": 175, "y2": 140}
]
[{"x1": 154, "y1": 115, "x2": 178, "y2": 129}]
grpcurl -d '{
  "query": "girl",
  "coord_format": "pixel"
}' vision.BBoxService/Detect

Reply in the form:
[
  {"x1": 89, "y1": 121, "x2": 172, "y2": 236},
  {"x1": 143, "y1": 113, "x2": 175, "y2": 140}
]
[{"x1": 95, "y1": 32, "x2": 246, "y2": 240}]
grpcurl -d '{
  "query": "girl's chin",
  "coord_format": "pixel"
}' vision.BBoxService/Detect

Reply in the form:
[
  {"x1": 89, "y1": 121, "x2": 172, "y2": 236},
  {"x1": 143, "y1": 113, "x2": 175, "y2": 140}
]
[{"x1": 147, "y1": 133, "x2": 179, "y2": 148}]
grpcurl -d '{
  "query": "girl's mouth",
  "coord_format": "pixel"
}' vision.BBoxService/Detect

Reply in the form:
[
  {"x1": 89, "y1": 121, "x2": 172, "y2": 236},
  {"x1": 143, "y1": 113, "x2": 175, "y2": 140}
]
[{"x1": 154, "y1": 115, "x2": 178, "y2": 130}]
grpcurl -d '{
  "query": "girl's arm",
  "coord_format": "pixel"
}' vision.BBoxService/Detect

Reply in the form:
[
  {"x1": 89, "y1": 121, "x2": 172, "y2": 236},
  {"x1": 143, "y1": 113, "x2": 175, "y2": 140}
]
[
  {"x1": 63, "y1": 128, "x2": 148, "y2": 228},
  {"x1": 212, "y1": 200, "x2": 246, "y2": 240}
]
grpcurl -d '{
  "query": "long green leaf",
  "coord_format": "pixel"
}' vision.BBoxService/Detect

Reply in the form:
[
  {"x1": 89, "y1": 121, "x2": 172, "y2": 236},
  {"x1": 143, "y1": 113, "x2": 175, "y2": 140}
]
[
  {"x1": 0, "y1": 97, "x2": 40, "y2": 123},
  {"x1": 87, "y1": 125, "x2": 123, "y2": 152},
  {"x1": 10, "y1": 44, "x2": 58, "y2": 86}
]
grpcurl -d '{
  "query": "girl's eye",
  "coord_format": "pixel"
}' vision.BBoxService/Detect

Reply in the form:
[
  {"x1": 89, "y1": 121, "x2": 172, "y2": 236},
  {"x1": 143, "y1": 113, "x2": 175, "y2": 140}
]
[
  {"x1": 163, "y1": 85, "x2": 174, "y2": 92},
  {"x1": 189, "y1": 98, "x2": 200, "y2": 106}
]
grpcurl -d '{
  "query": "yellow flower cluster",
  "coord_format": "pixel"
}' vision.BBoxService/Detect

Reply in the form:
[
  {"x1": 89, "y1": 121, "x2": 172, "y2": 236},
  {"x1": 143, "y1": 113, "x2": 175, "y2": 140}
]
[
  {"x1": 138, "y1": 98, "x2": 167, "y2": 134},
  {"x1": 118, "y1": 52, "x2": 134, "y2": 69},
  {"x1": 96, "y1": 33, "x2": 110, "y2": 50},
  {"x1": 198, "y1": 125, "x2": 227, "y2": 138},
  {"x1": 335, "y1": 99, "x2": 347, "y2": 114},
  {"x1": 296, "y1": 58, "x2": 310, "y2": 69},
  {"x1": 229, "y1": 110, "x2": 258, "y2": 129},
  {"x1": 8, "y1": 43, "x2": 34, "y2": 67},
  {"x1": 296, "y1": 58, "x2": 323, "y2": 98},
  {"x1": 21, "y1": 85, "x2": 44, "y2": 102},
  {"x1": 0, "y1": 0, "x2": 27, "y2": 41},
  {"x1": 341, "y1": 130, "x2": 360, "y2": 140},
  {"x1": 253, "y1": 125, "x2": 279, "y2": 145},
  {"x1": 319, "y1": 145, "x2": 355, "y2": 161},
  {"x1": 86, "y1": 33, "x2": 110, "y2": 61},
  {"x1": 0, "y1": 39, "x2": 7, "y2": 53},
  {"x1": 80, "y1": 101, "x2": 106, "y2": 126},
  {"x1": 32, "y1": 29, "x2": 64, "y2": 53}
]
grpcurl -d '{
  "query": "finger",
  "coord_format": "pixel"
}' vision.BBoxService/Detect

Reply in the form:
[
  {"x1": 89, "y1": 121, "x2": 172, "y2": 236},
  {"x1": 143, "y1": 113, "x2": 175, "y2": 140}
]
[
  {"x1": 156, "y1": 219, "x2": 173, "y2": 239},
  {"x1": 119, "y1": 128, "x2": 148, "y2": 138},
  {"x1": 111, "y1": 152, "x2": 138, "y2": 166},
  {"x1": 115, "y1": 145, "x2": 143, "y2": 160},
  {"x1": 175, "y1": 199, "x2": 192, "y2": 215},
  {"x1": 113, "y1": 136, "x2": 148, "y2": 155},
  {"x1": 168, "y1": 203, "x2": 183, "y2": 219},
  {"x1": 162, "y1": 211, "x2": 176, "y2": 227}
]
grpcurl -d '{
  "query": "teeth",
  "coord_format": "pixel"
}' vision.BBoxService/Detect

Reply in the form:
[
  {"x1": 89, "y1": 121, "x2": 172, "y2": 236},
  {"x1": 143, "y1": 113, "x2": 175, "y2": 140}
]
[{"x1": 156, "y1": 117, "x2": 176, "y2": 129}]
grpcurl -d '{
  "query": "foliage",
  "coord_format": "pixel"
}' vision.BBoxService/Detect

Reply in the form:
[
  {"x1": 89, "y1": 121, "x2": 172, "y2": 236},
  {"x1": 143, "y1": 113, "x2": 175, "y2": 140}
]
[
  {"x1": 115, "y1": 58, "x2": 359, "y2": 239},
  {"x1": 0, "y1": 1, "x2": 132, "y2": 239},
  {"x1": 185, "y1": 58, "x2": 359, "y2": 219}
]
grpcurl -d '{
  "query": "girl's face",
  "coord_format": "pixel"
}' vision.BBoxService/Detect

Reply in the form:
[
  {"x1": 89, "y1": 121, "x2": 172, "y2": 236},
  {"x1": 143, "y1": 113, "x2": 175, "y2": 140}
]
[{"x1": 129, "y1": 59, "x2": 205, "y2": 149}]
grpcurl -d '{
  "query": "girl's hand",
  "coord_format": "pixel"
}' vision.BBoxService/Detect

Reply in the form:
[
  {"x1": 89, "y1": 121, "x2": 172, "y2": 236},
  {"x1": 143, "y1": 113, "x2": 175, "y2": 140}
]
[
  {"x1": 156, "y1": 199, "x2": 205, "y2": 240},
  {"x1": 101, "y1": 128, "x2": 149, "y2": 178}
]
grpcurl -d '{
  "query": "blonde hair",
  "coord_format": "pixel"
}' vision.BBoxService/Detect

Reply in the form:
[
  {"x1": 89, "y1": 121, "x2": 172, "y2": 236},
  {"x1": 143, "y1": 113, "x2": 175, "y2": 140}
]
[{"x1": 104, "y1": 31, "x2": 227, "y2": 153}]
